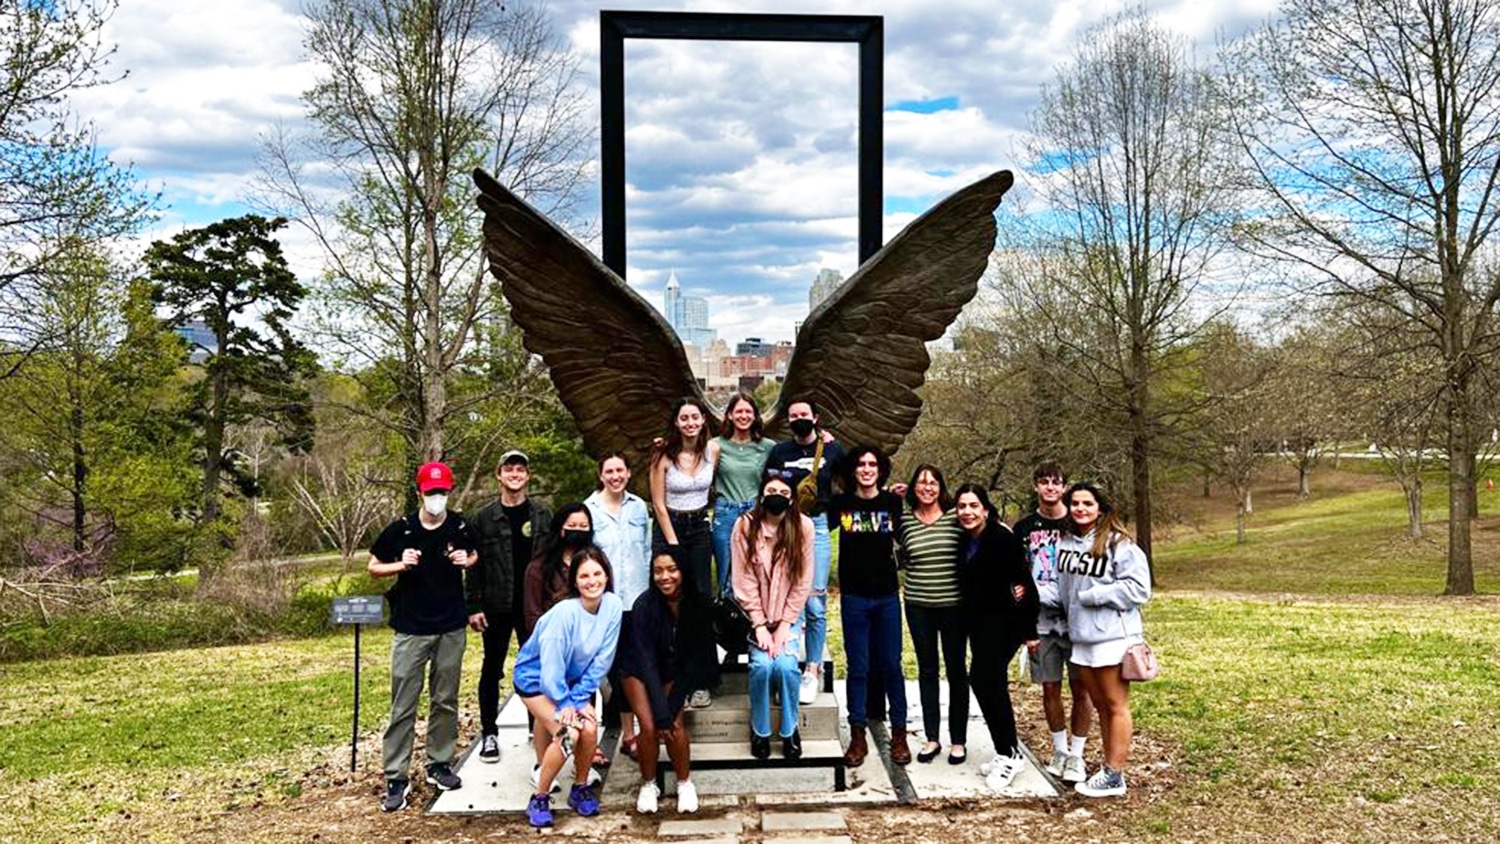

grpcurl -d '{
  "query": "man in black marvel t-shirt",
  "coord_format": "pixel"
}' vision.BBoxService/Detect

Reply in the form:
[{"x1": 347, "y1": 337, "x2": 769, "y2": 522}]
[
  {"x1": 368, "y1": 461, "x2": 477, "y2": 812},
  {"x1": 826, "y1": 445, "x2": 910, "y2": 768},
  {"x1": 465, "y1": 449, "x2": 551, "y2": 763}
]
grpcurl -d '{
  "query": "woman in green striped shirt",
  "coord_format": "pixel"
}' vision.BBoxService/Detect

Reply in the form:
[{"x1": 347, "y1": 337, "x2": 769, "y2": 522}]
[{"x1": 897, "y1": 464, "x2": 968, "y2": 764}]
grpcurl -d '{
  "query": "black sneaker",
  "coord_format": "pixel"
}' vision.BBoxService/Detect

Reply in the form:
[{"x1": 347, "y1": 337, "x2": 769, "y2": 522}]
[
  {"x1": 782, "y1": 729, "x2": 803, "y2": 760},
  {"x1": 478, "y1": 733, "x2": 500, "y2": 763},
  {"x1": 425, "y1": 762, "x2": 462, "y2": 791},
  {"x1": 381, "y1": 778, "x2": 410, "y2": 812},
  {"x1": 751, "y1": 734, "x2": 771, "y2": 760}
]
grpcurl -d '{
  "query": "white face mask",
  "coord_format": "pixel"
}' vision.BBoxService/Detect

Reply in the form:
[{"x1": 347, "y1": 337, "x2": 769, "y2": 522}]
[{"x1": 423, "y1": 494, "x2": 448, "y2": 516}]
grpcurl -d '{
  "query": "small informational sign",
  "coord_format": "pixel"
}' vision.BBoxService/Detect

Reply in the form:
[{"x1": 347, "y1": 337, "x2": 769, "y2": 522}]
[{"x1": 332, "y1": 595, "x2": 384, "y2": 625}]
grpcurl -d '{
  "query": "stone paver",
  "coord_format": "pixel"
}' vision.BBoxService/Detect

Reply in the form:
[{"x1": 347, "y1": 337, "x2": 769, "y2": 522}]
[
  {"x1": 657, "y1": 817, "x2": 745, "y2": 837},
  {"x1": 776, "y1": 836, "x2": 854, "y2": 844},
  {"x1": 760, "y1": 811, "x2": 848, "y2": 833}
]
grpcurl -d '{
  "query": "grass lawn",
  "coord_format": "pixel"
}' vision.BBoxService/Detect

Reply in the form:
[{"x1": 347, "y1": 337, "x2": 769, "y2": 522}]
[{"x1": 1153, "y1": 466, "x2": 1500, "y2": 594}]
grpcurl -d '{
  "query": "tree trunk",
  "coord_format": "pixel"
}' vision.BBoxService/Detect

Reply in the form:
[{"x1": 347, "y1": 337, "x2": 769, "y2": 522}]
[
  {"x1": 203, "y1": 359, "x2": 229, "y2": 525},
  {"x1": 1235, "y1": 488, "x2": 1248, "y2": 545},
  {"x1": 1202, "y1": 471, "x2": 1211, "y2": 498},
  {"x1": 1445, "y1": 384, "x2": 1475, "y2": 595},
  {"x1": 1297, "y1": 458, "x2": 1311, "y2": 499},
  {"x1": 69, "y1": 383, "x2": 87, "y2": 554},
  {"x1": 1467, "y1": 451, "x2": 1479, "y2": 519},
  {"x1": 1243, "y1": 485, "x2": 1253, "y2": 515},
  {"x1": 1406, "y1": 478, "x2": 1423, "y2": 540},
  {"x1": 1128, "y1": 398, "x2": 1154, "y2": 575}
]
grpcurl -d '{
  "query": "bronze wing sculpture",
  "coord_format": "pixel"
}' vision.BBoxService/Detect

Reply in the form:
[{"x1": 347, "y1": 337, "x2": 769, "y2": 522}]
[{"x1": 475, "y1": 167, "x2": 1012, "y2": 465}]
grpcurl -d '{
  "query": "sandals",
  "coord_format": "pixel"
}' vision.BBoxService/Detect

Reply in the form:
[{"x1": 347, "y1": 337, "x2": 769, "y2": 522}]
[
  {"x1": 621, "y1": 737, "x2": 639, "y2": 762},
  {"x1": 592, "y1": 746, "x2": 611, "y2": 768},
  {"x1": 917, "y1": 742, "x2": 942, "y2": 764}
]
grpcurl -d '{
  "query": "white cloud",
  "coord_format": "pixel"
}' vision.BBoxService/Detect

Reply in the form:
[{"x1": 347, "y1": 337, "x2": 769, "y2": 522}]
[{"x1": 69, "y1": 0, "x2": 1276, "y2": 345}]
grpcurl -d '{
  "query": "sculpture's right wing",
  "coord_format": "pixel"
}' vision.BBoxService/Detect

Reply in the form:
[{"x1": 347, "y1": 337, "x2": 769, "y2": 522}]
[{"x1": 474, "y1": 169, "x2": 706, "y2": 464}]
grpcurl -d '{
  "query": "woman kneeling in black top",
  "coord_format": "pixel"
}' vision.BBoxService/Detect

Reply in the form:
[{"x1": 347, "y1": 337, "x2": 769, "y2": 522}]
[{"x1": 620, "y1": 549, "x2": 718, "y2": 815}]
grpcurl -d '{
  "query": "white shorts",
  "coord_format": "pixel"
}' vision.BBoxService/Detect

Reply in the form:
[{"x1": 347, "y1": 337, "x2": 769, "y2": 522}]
[{"x1": 1069, "y1": 636, "x2": 1143, "y2": 668}]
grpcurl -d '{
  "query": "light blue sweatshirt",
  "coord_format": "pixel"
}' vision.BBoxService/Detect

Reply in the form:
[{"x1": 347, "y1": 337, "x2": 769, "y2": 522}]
[
  {"x1": 1055, "y1": 530, "x2": 1151, "y2": 645},
  {"x1": 512, "y1": 592, "x2": 623, "y2": 711}
]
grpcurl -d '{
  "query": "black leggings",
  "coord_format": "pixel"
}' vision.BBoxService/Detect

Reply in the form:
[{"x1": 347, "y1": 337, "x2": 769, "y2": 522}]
[
  {"x1": 966, "y1": 614, "x2": 1020, "y2": 756},
  {"x1": 477, "y1": 612, "x2": 519, "y2": 735},
  {"x1": 908, "y1": 603, "x2": 969, "y2": 744}
]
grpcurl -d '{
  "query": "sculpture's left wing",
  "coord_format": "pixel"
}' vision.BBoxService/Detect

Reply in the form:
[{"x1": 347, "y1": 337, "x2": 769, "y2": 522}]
[
  {"x1": 772, "y1": 170, "x2": 1014, "y2": 454},
  {"x1": 474, "y1": 169, "x2": 711, "y2": 467}
]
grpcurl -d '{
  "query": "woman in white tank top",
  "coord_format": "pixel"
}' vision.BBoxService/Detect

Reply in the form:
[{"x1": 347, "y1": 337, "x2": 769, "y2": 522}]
[{"x1": 648, "y1": 399, "x2": 720, "y2": 604}]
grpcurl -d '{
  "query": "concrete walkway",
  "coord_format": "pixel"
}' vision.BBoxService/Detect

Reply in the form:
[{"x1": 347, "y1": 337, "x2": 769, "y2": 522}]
[{"x1": 429, "y1": 679, "x2": 1058, "y2": 816}]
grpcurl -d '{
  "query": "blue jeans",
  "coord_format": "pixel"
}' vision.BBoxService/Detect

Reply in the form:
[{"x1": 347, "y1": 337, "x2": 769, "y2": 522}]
[
  {"x1": 841, "y1": 592, "x2": 907, "y2": 729},
  {"x1": 801, "y1": 516, "x2": 832, "y2": 664},
  {"x1": 712, "y1": 498, "x2": 754, "y2": 597},
  {"x1": 748, "y1": 620, "x2": 803, "y2": 738}
]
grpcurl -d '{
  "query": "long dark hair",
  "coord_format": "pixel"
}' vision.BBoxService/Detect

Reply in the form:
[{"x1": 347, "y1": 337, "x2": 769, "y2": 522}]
[
  {"x1": 652, "y1": 397, "x2": 711, "y2": 468},
  {"x1": 538, "y1": 503, "x2": 593, "y2": 606},
  {"x1": 566, "y1": 545, "x2": 615, "y2": 597},
  {"x1": 1064, "y1": 481, "x2": 1131, "y2": 559},
  {"x1": 904, "y1": 463, "x2": 953, "y2": 511},
  {"x1": 744, "y1": 472, "x2": 806, "y2": 584},
  {"x1": 953, "y1": 483, "x2": 1002, "y2": 533},
  {"x1": 718, "y1": 392, "x2": 764, "y2": 440}
]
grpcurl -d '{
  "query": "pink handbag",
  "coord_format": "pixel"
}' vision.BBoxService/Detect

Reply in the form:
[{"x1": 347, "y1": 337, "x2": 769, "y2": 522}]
[{"x1": 1121, "y1": 641, "x2": 1160, "y2": 682}]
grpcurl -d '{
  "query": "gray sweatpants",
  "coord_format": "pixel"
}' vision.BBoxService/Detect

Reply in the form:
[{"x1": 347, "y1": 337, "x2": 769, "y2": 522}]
[{"x1": 382, "y1": 628, "x2": 466, "y2": 781}]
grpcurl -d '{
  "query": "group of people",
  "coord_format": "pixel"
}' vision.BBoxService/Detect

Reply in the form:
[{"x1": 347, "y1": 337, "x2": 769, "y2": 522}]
[{"x1": 366, "y1": 394, "x2": 1152, "y2": 828}]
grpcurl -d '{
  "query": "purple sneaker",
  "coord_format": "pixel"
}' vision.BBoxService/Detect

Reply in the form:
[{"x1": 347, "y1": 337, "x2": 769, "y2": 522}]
[
  {"x1": 526, "y1": 793, "x2": 554, "y2": 827},
  {"x1": 568, "y1": 782, "x2": 600, "y2": 817}
]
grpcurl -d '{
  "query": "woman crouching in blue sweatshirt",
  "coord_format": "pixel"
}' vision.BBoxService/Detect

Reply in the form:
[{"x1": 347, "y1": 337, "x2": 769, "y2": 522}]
[
  {"x1": 621, "y1": 548, "x2": 719, "y2": 815},
  {"x1": 1056, "y1": 482, "x2": 1151, "y2": 798},
  {"x1": 512, "y1": 546, "x2": 623, "y2": 827}
]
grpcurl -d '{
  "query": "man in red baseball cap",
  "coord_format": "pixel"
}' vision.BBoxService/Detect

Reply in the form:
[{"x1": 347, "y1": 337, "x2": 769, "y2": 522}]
[{"x1": 368, "y1": 461, "x2": 477, "y2": 812}]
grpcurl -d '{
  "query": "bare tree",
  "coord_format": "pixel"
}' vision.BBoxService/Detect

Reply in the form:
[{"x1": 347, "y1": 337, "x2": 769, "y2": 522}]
[
  {"x1": 1229, "y1": 0, "x2": 1500, "y2": 594},
  {"x1": 1187, "y1": 322, "x2": 1278, "y2": 544},
  {"x1": 257, "y1": 0, "x2": 591, "y2": 497},
  {"x1": 1018, "y1": 9, "x2": 1242, "y2": 561},
  {"x1": 0, "y1": 0, "x2": 152, "y2": 377}
]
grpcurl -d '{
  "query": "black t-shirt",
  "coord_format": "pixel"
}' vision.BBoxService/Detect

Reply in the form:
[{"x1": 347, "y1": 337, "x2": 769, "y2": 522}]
[
  {"x1": 370, "y1": 511, "x2": 477, "y2": 635},
  {"x1": 766, "y1": 439, "x2": 847, "y2": 516},
  {"x1": 503, "y1": 502, "x2": 533, "y2": 606},
  {"x1": 827, "y1": 491, "x2": 903, "y2": 597}
]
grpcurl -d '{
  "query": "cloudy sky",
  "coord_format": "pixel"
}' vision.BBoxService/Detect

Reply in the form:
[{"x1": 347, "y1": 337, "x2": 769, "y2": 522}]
[{"x1": 73, "y1": 0, "x2": 1278, "y2": 347}]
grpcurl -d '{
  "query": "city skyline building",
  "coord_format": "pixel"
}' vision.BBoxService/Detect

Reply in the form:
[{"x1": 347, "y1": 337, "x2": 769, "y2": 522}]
[
  {"x1": 662, "y1": 269, "x2": 718, "y2": 350},
  {"x1": 809, "y1": 267, "x2": 845, "y2": 311}
]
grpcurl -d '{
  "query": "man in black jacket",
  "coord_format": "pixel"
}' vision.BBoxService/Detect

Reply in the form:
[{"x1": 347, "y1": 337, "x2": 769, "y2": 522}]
[{"x1": 465, "y1": 449, "x2": 552, "y2": 762}]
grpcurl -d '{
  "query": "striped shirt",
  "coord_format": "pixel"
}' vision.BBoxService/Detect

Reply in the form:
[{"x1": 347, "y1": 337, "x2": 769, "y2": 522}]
[{"x1": 898, "y1": 507, "x2": 963, "y2": 607}]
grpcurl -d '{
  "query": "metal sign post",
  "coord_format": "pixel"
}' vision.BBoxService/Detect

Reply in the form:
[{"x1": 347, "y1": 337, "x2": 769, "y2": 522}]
[{"x1": 332, "y1": 596, "x2": 385, "y2": 772}]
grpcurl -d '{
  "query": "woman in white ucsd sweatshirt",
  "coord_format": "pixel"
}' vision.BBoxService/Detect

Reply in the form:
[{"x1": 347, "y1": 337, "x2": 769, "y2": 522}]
[{"x1": 1056, "y1": 481, "x2": 1151, "y2": 799}]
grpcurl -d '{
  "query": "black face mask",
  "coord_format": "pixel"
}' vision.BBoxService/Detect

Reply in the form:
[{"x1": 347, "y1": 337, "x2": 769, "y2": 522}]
[
  {"x1": 762, "y1": 494, "x2": 792, "y2": 516},
  {"x1": 562, "y1": 528, "x2": 592, "y2": 547},
  {"x1": 789, "y1": 418, "x2": 816, "y2": 439}
]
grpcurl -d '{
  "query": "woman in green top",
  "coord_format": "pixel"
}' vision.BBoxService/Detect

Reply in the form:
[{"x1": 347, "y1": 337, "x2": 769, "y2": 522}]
[
  {"x1": 711, "y1": 393, "x2": 775, "y2": 597},
  {"x1": 897, "y1": 463, "x2": 968, "y2": 764}
]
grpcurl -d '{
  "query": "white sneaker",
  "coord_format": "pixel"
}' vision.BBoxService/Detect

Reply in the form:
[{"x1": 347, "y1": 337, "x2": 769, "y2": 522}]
[
  {"x1": 529, "y1": 763, "x2": 562, "y2": 794},
  {"x1": 1045, "y1": 749, "x2": 1068, "y2": 777},
  {"x1": 984, "y1": 753, "x2": 1023, "y2": 793},
  {"x1": 688, "y1": 689, "x2": 712, "y2": 709},
  {"x1": 585, "y1": 766, "x2": 603, "y2": 787},
  {"x1": 1062, "y1": 754, "x2": 1087, "y2": 783},
  {"x1": 677, "y1": 779, "x2": 699, "y2": 814},
  {"x1": 799, "y1": 669, "x2": 820, "y2": 704},
  {"x1": 636, "y1": 781, "x2": 659, "y2": 814}
]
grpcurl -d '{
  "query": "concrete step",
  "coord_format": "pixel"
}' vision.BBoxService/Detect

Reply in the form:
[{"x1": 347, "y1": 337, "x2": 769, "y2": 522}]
[
  {"x1": 687, "y1": 738, "x2": 845, "y2": 764},
  {"x1": 681, "y1": 693, "x2": 841, "y2": 743}
]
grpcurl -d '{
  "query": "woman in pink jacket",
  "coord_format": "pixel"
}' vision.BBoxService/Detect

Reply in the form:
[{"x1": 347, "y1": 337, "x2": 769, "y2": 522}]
[{"x1": 732, "y1": 471, "x2": 815, "y2": 761}]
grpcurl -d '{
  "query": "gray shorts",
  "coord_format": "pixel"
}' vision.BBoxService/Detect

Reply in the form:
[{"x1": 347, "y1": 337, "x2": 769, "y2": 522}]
[{"x1": 1029, "y1": 633, "x2": 1078, "y2": 684}]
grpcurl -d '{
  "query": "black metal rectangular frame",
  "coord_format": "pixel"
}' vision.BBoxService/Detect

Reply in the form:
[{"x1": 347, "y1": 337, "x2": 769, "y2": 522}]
[{"x1": 599, "y1": 10, "x2": 884, "y2": 277}]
